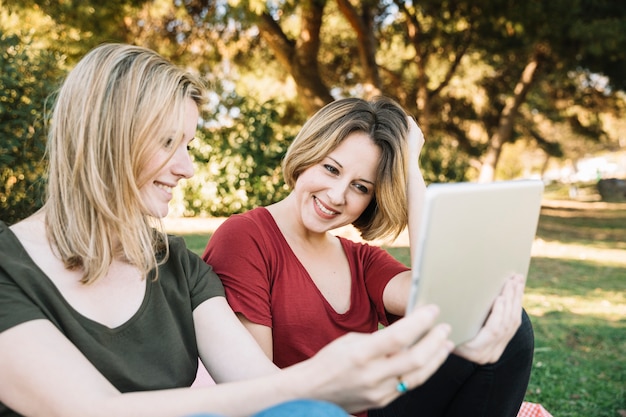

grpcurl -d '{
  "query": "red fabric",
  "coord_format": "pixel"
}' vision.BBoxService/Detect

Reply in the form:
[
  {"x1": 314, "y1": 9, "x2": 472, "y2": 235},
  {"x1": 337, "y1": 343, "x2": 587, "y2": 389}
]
[
  {"x1": 517, "y1": 402, "x2": 554, "y2": 417},
  {"x1": 202, "y1": 207, "x2": 408, "y2": 369}
]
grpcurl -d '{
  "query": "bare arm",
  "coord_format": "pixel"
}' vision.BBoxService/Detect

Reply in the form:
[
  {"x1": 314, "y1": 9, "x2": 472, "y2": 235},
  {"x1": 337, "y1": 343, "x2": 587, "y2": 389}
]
[
  {"x1": 383, "y1": 117, "x2": 426, "y2": 316},
  {"x1": 0, "y1": 296, "x2": 452, "y2": 417},
  {"x1": 194, "y1": 297, "x2": 277, "y2": 379},
  {"x1": 0, "y1": 312, "x2": 291, "y2": 417},
  {"x1": 194, "y1": 298, "x2": 454, "y2": 413},
  {"x1": 406, "y1": 117, "x2": 427, "y2": 268},
  {"x1": 381, "y1": 117, "x2": 524, "y2": 365},
  {"x1": 237, "y1": 313, "x2": 274, "y2": 360}
]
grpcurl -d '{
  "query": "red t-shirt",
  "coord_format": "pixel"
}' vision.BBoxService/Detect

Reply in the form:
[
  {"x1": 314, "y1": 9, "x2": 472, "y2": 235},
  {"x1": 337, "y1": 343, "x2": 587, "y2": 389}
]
[{"x1": 203, "y1": 207, "x2": 409, "y2": 369}]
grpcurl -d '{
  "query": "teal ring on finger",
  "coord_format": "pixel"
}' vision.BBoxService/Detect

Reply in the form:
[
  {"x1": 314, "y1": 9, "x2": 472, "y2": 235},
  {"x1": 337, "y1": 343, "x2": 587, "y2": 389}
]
[{"x1": 396, "y1": 379, "x2": 409, "y2": 394}]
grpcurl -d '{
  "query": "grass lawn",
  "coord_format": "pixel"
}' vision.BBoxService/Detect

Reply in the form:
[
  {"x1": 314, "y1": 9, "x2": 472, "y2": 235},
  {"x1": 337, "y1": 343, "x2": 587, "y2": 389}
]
[{"x1": 180, "y1": 197, "x2": 626, "y2": 417}]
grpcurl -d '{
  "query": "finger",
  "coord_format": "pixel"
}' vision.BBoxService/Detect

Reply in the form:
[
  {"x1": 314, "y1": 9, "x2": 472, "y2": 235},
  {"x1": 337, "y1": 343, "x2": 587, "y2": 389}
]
[
  {"x1": 459, "y1": 300, "x2": 507, "y2": 362},
  {"x1": 397, "y1": 323, "x2": 453, "y2": 388},
  {"x1": 406, "y1": 117, "x2": 425, "y2": 150},
  {"x1": 493, "y1": 275, "x2": 522, "y2": 327},
  {"x1": 311, "y1": 306, "x2": 449, "y2": 412},
  {"x1": 453, "y1": 275, "x2": 527, "y2": 363},
  {"x1": 372, "y1": 324, "x2": 454, "y2": 401},
  {"x1": 360, "y1": 304, "x2": 441, "y2": 361},
  {"x1": 501, "y1": 275, "x2": 524, "y2": 326},
  {"x1": 511, "y1": 274, "x2": 526, "y2": 311},
  {"x1": 371, "y1": 322, "x2": 452, "y2": 406},
  {"x1": 354, "y1": 319, "x2": 452, "y2": 401}
]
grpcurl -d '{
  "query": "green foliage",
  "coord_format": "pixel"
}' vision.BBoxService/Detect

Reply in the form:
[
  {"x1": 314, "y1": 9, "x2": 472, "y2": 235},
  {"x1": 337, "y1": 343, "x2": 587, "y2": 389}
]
[
  {"x1": 3, "y1": 1, "x2": 626, "y2": 219},
  {"x1": 420, "y1": 134, "x2": 470, "y2": 183},
  {"x1": 0, "y1": 31, "x2": 62, "y2": 224},
  {"x1": 180, "y1": 94, "x2": 303, "y2": 216},
  {"x1": 5, "y1": 0, "x2": 146, "y2": 64}
]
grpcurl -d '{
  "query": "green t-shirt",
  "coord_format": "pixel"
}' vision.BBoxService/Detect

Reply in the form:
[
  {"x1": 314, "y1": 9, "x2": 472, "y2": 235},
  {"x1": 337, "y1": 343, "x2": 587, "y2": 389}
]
[{"x1": 0, "y1": 221, "x2": 225, "y2": 417}]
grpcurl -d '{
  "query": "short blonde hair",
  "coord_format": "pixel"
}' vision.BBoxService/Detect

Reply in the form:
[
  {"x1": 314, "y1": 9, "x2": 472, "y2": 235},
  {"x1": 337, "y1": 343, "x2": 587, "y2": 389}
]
[
  {"x1": 283, "y1": 97, "x2": 410, "y2": 241},
  {"x1": 45, "y1": 43, "x2": 206, "y2": 284}
]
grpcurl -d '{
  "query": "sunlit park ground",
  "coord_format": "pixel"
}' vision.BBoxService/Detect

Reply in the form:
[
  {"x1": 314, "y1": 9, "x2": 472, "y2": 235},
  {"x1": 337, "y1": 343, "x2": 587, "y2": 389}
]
[{"x1": 169, "y1": 183, "x2": 626, "y2": 417}]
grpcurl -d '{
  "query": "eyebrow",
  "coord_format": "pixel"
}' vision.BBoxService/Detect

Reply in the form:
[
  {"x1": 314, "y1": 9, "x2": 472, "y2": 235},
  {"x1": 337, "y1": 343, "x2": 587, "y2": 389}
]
[{"x1": 327, "y1": 156, "x2": 376, "y2": 186}]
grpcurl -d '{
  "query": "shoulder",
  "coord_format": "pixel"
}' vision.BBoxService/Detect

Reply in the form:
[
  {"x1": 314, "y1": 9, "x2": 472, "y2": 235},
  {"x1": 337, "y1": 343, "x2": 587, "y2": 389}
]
[
  {"x1": 161, "y1": 234, "x2": 225, "y2": 301},
  {"x1": 217, "y1": 207, "x2": 272, "y2": 232},
  {"x1": 0, "y1": 221, "x2": 26, "y2": 280},
  {"x1": 208, "y1": 207, "x2": 276, "y2": 248},
  {"x1": 3, "y1": 216, "x2": 48, "y2": 250},
  {"x1": 166, "y1": 233, "x2": 190, "y2": 253},
  {"x1": 0, "y1": 220, "x2": 13, "y2": 247},
  {"x1": 162, "y1": 234, "x2": 210, "y2": 279},
  {"x1": 0, "y1": 218, "x2": 58, "y2": 276},
  {"x1": 163, "y1": 234, "x2": 209, "y2": 273}
]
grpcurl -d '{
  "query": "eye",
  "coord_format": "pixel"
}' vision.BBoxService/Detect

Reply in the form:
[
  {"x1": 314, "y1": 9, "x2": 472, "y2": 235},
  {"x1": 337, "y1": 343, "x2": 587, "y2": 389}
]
[
  {"x1": 354, "y1": 183, "x2": 370, "y2": 194},
  {"x1": 164, "y1": 137, "x2": 174, "y2": 149},
  {"x1": 323, "y1": 164, "x2": 339, "y2": 175},
  {"x1": 186, "y1": 137, "x2": 196, "y2": 151}
]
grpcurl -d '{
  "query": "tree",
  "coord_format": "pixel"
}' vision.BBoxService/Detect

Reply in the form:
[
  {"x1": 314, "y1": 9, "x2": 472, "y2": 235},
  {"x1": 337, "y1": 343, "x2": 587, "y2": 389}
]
[
  {"x1": 181, "y1": 94, "x2": 295, "y2": 216},
  {"x1": 0, "y1": 0, "x2": 171, "y2": 223},
  {"x1": 188, "y1": 0, "x2": 626, "y2": 182},
  {"x1": 0, "y1": 30, "x2": 63, "y2": 224},
  {"x1": 6, "y1": 0, "x2": 146, "y2": 64},
  {"x1": 3, "y1": 0, "x2": 625, "y2": 220}
]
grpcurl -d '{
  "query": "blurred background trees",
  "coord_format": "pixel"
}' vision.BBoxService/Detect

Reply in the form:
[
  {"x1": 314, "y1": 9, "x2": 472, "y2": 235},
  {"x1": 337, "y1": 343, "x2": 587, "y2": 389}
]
[
  {"x1": 0, "y1": 28, "x2": 64, "y2": 223},
  {"x1": 2, "y1": 0, "x2": 625, "y2": 223}
]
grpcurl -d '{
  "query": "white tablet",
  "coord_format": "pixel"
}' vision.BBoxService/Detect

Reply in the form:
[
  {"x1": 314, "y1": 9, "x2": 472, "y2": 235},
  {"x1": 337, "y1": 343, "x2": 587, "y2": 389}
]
[{"x1": 405, "y1": 179, "x2": 544, "y2": 345}]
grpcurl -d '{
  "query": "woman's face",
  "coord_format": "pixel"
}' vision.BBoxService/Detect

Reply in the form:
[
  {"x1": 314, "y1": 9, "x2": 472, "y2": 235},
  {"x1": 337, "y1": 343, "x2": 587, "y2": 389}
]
[
  {"x1": 140, "y1": 98, "x2": 198, "y2": 218},
  {"x1": 293, "y1": 131, "x2": 381, "y2": 233}
]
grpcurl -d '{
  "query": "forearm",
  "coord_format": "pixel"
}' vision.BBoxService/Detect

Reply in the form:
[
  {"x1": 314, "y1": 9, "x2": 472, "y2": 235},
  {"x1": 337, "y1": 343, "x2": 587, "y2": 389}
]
[
  {"x1": 0, "y1": 319, "x2": 301, "y2": 417},
  {"x1": 407, "y1": 118, "x2": 426, "y2": 266},
  {"x1": 107, "y1": 310, "x2": 451, "y2": 417},
  {"x1": 94, "y1": 375, "x2": 306, "y2": 417},
  {"x1": 382, "y1": 118, "x2": 426, "y2": 317}
]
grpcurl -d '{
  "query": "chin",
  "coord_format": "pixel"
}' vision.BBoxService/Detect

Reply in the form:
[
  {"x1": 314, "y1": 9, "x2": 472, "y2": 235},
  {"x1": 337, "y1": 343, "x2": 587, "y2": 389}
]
[
  {"x1": 146, "y1": 204, "x2": 170, "y2": 219},
  {"x1": 154, "y1": 209, "x2": 170, "y2": 219}
]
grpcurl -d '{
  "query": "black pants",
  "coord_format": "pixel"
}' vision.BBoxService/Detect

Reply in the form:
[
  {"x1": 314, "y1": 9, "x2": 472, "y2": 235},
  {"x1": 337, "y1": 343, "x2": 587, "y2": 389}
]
[{"x1": 369, "y1": 309, "x2": 534, "y2": 417}]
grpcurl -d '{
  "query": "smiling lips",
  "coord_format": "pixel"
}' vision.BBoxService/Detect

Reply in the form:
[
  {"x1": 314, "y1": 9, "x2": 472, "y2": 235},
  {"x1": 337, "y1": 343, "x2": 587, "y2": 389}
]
[
  {"x1": 155, "y1": 182, "x2": 174, "y2": 196},
  {"x1": 314, "y1": 196, "x2": 339, "y2": 216}
]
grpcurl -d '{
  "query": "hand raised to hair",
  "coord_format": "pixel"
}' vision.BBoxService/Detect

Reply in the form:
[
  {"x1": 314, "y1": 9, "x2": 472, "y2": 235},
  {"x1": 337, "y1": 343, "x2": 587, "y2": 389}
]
[
  {"x1": 453, "y1": 274, "x2": 525, "y2": 364},
  {"x1": 407, "y1": 116, "x2": 425, "y2": 158},
  {"x1": 292, "y1": 305, "x2": 453, "y2": 413}
]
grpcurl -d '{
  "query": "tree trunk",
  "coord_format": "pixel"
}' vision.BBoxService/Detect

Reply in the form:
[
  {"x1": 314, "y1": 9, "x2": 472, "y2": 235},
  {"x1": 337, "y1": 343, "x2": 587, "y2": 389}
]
[
  {"x1": 478, "y1": 44, "x2": 549, "y2": 182},
  {"x1": 256, "y1": 0, "x2": 334, "y2": 115},
  {"x1": 336, "y1": 0, "x2": 382, "y2": 98}
]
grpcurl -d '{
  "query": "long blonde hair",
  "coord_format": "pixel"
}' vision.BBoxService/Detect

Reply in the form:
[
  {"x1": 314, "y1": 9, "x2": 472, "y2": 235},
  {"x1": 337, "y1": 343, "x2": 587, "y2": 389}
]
[
  {"x1": 282, "y1": 97, "x2": 410, "y2": 241},
  {"x1": 44, "y1": 43, "x2": 206, "y2": 284}
]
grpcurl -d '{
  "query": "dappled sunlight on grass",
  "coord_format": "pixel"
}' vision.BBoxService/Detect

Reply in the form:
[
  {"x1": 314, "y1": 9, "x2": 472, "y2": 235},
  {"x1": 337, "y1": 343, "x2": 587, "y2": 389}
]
[
  {"x1": 532, "y1": 239, "x2": 626, "y2": 265},
  {"x1": 180, "y1": 198, "x2": 625, "y2": 417},
  {"x1": 528, "y1": 310, "x2": 625, "y2": 417},
  {"x1": 525, "y1": 254, "x2": 625, "y2": 321},
  {"x1": 524, "y1": 291, "x2": 625, "y2": 322},
  {"x1": 536, "y1": 199, "x2": 626, "y2": 250},
  {"x1": 522, "y1": 199, "x2": 625, "y2": 417},
  {"x1": 527, "y1": 257, "x2": 624, "y2": 292}
]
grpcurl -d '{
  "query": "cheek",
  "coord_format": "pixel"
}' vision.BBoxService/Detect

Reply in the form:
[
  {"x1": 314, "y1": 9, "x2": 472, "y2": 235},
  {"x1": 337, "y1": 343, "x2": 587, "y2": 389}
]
[
  {"x1": 354, "y1": 195, "x2": 374, "y2": 214},
  {"x1": 293, "y1": 169, "x2": 318, "y2": 190},
  {"x1": 139, "y1": 151, "x2": 169, "y2": 184}
]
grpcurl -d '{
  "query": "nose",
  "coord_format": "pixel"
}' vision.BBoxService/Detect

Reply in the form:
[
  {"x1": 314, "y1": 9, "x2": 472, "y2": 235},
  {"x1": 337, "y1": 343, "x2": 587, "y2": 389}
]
[
  {"x1": 326, "y1": 181, "x2": 348, "y2": 206},
  {"x1": 172, "y1": 147, "x2": 195, "y2": 179}
]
